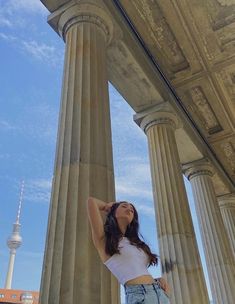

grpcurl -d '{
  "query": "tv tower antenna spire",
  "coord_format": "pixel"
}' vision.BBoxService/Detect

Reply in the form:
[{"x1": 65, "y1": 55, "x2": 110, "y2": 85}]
[{"x1": 5, "y1": 181, "x2": 24, "y2": 289}]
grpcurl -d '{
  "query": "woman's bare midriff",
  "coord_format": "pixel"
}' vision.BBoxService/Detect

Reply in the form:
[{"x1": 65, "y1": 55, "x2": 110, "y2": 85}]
[{"x1": 125, "y1": 275, "x2": 155, "y2": 285}]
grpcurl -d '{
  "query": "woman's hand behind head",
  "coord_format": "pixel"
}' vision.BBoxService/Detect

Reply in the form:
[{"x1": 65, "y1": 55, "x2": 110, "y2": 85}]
[{"x1": 103, "y1": 202, "x2": 115, "y2": 213}]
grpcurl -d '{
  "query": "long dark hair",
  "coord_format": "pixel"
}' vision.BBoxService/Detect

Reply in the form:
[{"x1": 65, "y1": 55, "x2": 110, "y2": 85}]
[{"x1": 104, "y1": 201, "x2": 158, "y2": 267}]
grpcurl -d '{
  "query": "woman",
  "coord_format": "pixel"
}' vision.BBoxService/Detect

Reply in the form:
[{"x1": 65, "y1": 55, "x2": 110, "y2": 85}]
[{"x1": 87, "y1": 197, "x2": 170, "y2": 304}]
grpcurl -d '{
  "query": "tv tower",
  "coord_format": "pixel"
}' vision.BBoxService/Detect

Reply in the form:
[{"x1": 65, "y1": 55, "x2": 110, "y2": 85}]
[{"x1": 5, "y1": 181, "x2": 24, "y2": 289}]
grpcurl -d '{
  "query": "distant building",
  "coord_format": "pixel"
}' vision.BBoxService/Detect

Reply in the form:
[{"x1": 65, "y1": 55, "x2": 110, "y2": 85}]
[{"x1": 0, "y1": 289, "x2": 39, "y2": 304}]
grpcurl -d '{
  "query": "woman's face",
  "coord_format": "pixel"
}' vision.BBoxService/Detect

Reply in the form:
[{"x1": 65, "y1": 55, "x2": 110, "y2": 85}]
[{"x1": 115, "y1": 202, "x2": 135, "y2": 223}]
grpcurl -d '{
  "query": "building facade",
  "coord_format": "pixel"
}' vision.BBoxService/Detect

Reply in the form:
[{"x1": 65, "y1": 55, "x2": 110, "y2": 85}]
[
  {"x1": 0, "y1": 289, "x2": 39, "y2": 304},
  {"x1": 39, "y1": 1, "x2": 235, "y2": 303}
]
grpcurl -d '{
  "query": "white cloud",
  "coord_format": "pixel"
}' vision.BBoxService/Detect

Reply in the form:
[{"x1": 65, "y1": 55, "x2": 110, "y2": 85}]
[
  {"x1": 137, "y1": 204, "x2": 155, "y2": 217},
  {"x1": 109, "y1": 85, "x2": 155, "y2": 217},
  {"x1": 0, "y1": 32, "x2": 17, "y2": 41},
  {"x1": 5, "y1": 0, "x2": 47, "y2": 15},
  {"x1": 115, "y1": 156, "x2": 154, "y2": 219},
  {"x1": 0, "y1": 16, "x2": 12, "y2": 27},
  {"x1": 0, "y1": 119, "x2": 18, "y2": 131},
  {"x1": 0, "y1": 32, "x2": 63, "y2": 66},
  {"x1": 116, "y1": 182, "x2": 153, "y2": 200},
  {"x1": 21, "y1": 40, "x2": 56, "y2": 62},
  {"x1": 24, "y1": 178, "x2": 52, "y2": 204},
  {"x1": 0, "y1": 0, "x2": 47, "y2": 32},
  {"x1": 23, "y1": 39, "x2": 64, "y2": 67},
  {"x1": 115, "y1": 158, "x2": 152, "y2": 185}
]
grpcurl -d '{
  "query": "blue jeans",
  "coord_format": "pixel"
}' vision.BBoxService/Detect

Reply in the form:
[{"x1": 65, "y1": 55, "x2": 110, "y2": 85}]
[{"x1": 124, "y1": 283, "x2": 170, "y2": 304}]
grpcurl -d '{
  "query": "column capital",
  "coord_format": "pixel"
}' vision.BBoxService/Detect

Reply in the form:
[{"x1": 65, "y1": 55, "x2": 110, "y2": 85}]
[
  {"x1": 47, "y1": 1, "x2": 114, "y2": 43},
  {"x1": 183, "y1": 158, "x2": 214, "y2": 180},
  {"x1": 217, "y1": 193, "x2": 235, "y2": 209},
  {"x1": 133, "y1": 102, "x2": 182, "y2": 134}
]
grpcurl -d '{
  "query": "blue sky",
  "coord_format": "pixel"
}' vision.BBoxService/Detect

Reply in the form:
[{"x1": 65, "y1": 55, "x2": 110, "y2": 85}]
[{"x1": 0, "y1": 0, "x2": 212, "y2": 302}]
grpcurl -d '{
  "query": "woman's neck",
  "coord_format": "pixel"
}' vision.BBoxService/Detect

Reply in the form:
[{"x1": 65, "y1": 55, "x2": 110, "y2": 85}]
[{"x1": 117, "y1": 219, "x2": 128, "y2": 235}]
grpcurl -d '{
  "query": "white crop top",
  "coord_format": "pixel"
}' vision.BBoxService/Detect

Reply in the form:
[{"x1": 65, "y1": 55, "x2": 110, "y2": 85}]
[{"x1": 103, "y1": 237, "x2": 151, "y2": 285}]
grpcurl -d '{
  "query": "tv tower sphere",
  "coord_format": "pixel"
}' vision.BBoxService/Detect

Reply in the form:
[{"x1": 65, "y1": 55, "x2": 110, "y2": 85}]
[{"x1": 7, "y1": 223, "x2": 22, "y2": 251}]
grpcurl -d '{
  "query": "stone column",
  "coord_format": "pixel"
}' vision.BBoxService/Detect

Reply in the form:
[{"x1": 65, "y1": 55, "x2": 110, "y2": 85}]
[
  {"x1": 184, "y1": 159, "x2": 235, "y2": 304},
  {"x1": 39, "y1": 2, "x2": 119, "y2": 304},
  {"x1": 134, "y1": 105, "x2": 209, "y2": 304},
  {"x1": 218, "y1": 194, "x2": 235, "y2": 257}
]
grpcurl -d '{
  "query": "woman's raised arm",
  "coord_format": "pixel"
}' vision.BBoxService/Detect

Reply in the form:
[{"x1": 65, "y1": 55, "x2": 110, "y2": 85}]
[
  {"x1": 87, "y1": 197, "x2": 106, "y2": 246},
  {"x1": 87, "y1": 197, "x2": 114, "y2": 248}
]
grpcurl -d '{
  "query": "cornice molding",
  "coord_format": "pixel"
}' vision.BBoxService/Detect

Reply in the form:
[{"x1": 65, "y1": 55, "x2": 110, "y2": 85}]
[
  {"x1": 133, "y1": 102, "x2": 182, "y2": 134},
  {"x1": 217, "y1": 193, "x2": 235, "y2": 209},
  {"x1": 183, "y1": 158, "x2": 214, "y2": 180},
  {"x1": 47, "y1": 1, "x2": 114, "y2": 43}
]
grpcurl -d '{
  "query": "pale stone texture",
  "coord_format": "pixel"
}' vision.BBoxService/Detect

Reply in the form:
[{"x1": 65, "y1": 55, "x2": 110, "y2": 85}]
[
  {"x1": 134, "y1": 106, "x2": 209, "y2": 304},
  {"x1": 39, "y1": 3, "x2": 119, "y2": 304},
  {"x1": 218, "y1": 194, "x2": 235, "y2": 258},
  {"x1": 184, "y1": 159, "x2": 235, "y2": 304},
  {"x1": 111, "y1": 0, "x2": 235, "y2": 193}
]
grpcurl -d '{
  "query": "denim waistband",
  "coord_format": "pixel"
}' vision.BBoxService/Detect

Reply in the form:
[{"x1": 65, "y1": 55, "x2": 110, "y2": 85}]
[{"x1": 124, "y1": 282, "x2": 161, "y2": 294}]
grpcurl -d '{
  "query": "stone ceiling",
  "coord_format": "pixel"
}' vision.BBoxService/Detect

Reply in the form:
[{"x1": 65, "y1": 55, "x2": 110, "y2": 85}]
[
  {"x1": 40, "y1": 0, "x2": 235, "y2": 195},
  {"x1": 104, "y1": 0, "x2": 235, "y2": 196}
]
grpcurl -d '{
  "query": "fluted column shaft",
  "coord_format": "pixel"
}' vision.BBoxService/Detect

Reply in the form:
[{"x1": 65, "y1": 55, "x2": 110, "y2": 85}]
[
  {"x1": 218, "y1": 194, "x2": 235, "y2": 257},
  {"x1": 135, "y1": 108, "x2": 209, "y2": 304},
  {"x1": 39, "y1": 3, "x2": 119, "y2": 304},
  {"x1": 184, "y1": 160, "x2": 235, "y2": 304}
]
